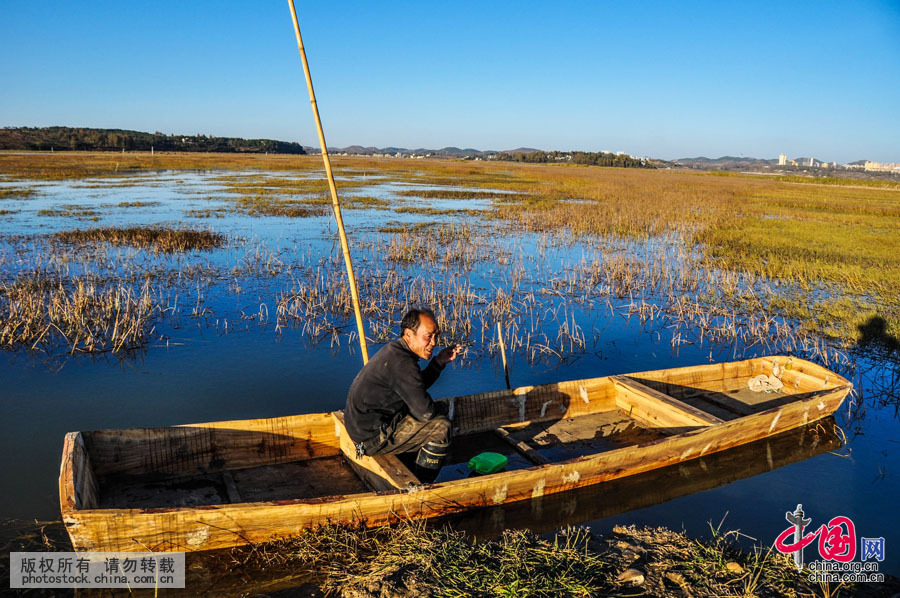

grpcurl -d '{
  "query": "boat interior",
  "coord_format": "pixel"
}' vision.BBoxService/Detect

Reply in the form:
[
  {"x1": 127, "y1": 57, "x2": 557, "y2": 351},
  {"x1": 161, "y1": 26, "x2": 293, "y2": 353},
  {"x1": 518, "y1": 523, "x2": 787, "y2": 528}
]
[{"x1": 61, "y1": 357, "x2": 847, "y2": 513}]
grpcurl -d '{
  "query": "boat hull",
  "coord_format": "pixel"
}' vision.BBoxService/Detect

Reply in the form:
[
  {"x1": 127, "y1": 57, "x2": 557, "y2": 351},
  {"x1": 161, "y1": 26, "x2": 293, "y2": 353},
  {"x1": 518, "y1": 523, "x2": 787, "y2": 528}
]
[{"x1": 60, "y1": 356, "x2": 851, "y2": 552}]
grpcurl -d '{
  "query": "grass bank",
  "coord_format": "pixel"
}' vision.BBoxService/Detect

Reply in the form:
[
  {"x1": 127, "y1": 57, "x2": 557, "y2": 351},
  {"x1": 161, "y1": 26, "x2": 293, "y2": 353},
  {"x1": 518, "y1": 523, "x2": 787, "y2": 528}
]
[
  {"x1": 7, "y1": 518, "x2": 895, "y2": 597},
  {"x1": 220, "y1": 521, "x2": 897, "y2": 597}
]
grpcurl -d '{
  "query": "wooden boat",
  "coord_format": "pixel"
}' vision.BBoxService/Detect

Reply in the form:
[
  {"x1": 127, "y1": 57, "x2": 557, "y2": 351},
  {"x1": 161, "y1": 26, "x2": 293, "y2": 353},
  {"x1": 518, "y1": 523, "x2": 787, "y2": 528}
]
[{"x1": 59, "y1": 355, "x2": 850, "y2": 552}]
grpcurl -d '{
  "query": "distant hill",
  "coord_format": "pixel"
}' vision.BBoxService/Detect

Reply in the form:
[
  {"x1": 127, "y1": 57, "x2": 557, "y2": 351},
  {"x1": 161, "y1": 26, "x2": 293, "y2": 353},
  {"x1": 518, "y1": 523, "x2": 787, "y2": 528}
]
[
  {"x1": 675, "y1": 156, "x2": 777, "y2": 168},
  {"x1": 308, "y1": 144, "x2": 499, "y2": 158},
  {"x1": 0, "y1": 127, "x2": 305, "y2": 154},
  {"x1": 500, "y1": 147, "x2": 542, "y2": 154}
]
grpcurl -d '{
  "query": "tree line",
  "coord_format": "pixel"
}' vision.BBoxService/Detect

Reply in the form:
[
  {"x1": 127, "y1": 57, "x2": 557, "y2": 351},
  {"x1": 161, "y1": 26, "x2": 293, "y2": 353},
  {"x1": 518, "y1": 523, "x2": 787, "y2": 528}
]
[
  {"x1": 495, "y1": 150, "x2": 651, "y2": 168},
  {"x1": 0, "y1": 127, "x2": 306, "y2": 154}
]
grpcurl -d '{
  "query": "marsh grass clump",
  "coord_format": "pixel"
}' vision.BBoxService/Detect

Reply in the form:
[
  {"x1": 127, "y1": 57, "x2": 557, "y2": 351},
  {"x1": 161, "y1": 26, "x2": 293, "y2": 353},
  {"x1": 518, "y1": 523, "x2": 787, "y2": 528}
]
[
  {"x1": 116, "y1": 200, "x2": 161, "y2": 208},
  {"x1": 37, "y1": 205, "x2": 98, "y2": 219},
  {"x1": 0, "y1": 276, "x2": 158, "y2": 353},
  {"x1": 344, "y1": 195, "x2": 391, "y2": 209},
  {"x1": 396, "y1": 188, "x2": 505, "y2": 200},
  {"x1": 226, "y1": 194, "x2": 330, "y2": 217},
  {"x1": 394, "y1": 206, "x2": 480, "y2": 216},
  {"x1": 185, "y1": 207, "x2": 228, "y2": 218},
  {"x1": 377, "y1": 221, "x2": 434, "y2": 234},
  {"x1": 386, "y1": 223, "x2": 479, "y2": 266},
  {"x1": 0, "y1": 187, "x2": 37, "y2": 200},
  {"x1": 50, "y1": 226, "x2": 226, "y2": 253}
]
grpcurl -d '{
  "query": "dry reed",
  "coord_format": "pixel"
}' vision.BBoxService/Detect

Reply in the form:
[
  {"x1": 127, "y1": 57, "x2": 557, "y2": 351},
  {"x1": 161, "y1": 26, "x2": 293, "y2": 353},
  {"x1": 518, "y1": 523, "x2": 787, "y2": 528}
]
[{"x1": 50, "y1": 226, "x2": 226, "y2": 253}]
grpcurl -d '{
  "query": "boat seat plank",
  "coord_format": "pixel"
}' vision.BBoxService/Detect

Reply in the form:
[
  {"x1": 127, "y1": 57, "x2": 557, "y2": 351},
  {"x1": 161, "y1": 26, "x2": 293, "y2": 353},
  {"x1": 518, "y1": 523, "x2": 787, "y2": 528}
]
[
  {"x1": 612, "y1": 375, "x2": 724, "y2": 429},
  {"x1": 331, "y1": 411, "x2": 419, "y2": 491}
]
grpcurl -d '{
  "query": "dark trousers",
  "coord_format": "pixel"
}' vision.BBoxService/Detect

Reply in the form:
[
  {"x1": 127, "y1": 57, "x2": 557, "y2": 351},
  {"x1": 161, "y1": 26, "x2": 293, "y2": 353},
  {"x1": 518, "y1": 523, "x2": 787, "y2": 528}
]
[{"x1": 367, "y1": 414, "x2": 451, "y2": 456}]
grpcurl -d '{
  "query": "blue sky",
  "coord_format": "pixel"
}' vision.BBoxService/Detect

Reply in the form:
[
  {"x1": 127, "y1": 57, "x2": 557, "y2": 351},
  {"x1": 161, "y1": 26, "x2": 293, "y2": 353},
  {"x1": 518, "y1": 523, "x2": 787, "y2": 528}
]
[{"x1": 2, "y1": 1, "x2": 898, "y2": 163}]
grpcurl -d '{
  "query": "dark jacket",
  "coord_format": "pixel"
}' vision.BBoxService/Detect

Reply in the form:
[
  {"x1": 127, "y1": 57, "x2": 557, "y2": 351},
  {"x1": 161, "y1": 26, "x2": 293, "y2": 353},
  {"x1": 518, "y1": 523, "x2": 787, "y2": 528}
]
[{"x1": 344, "y1": 338, "x2": 445, "y2": 443}]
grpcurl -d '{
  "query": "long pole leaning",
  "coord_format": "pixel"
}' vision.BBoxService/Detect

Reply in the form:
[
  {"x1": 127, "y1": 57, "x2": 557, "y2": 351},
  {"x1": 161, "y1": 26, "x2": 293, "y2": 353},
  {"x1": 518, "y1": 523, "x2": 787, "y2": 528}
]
[{"x1": 288, "y1": 0, "x2": 369, "y2": 364}]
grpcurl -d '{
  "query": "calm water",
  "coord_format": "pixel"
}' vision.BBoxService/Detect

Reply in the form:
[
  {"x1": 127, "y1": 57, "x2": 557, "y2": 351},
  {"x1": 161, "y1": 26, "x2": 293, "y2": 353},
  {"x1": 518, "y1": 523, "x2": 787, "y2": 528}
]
[{"x1": 1, "y1": 170, "x2": 896, "y2": 576}]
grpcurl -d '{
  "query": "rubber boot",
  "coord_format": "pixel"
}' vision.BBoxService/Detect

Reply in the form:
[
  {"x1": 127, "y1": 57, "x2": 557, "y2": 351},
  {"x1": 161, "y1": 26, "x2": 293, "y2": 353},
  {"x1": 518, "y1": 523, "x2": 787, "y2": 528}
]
[{"x1": 414, "y1": 441, "x2": 448, "y2": 484}]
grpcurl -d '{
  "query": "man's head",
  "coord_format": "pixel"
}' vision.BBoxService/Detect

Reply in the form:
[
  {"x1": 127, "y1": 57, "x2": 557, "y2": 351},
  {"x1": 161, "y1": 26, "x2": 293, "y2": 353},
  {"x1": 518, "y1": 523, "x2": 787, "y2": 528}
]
[{"x1": 401, "y1": 308, "x2": 439, "y2": 360}]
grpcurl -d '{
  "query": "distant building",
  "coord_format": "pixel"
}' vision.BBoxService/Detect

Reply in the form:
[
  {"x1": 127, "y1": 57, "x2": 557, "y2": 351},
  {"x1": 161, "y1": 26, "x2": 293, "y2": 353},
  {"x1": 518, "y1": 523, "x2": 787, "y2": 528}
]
[
  {"x1": 778, "y1": 153, "x2": 787, "y2": 166},
  {"x1": 865, "y1": 161, "x2": 900, "y2": 172},
  {"x1": 808, "y1": 157, "x2": 815, "y2": 167}
]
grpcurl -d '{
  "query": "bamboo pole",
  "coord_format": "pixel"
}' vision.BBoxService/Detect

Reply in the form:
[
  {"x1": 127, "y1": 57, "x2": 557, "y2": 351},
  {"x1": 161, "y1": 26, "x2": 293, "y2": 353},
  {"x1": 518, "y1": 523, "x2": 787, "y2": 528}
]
[
  {"x1": 497, "y1": 322, "x2": 511, "y2": 390},
  {"x1": 287, "y1": 0, "x2": 369, "y2": 363}
]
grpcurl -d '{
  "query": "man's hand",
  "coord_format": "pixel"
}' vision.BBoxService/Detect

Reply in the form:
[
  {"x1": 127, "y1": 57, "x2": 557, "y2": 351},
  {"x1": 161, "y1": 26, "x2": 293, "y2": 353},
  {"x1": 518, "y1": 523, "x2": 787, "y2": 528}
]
[{"x1": 435, "y1": 344, "x2": 462, "y2": 366}]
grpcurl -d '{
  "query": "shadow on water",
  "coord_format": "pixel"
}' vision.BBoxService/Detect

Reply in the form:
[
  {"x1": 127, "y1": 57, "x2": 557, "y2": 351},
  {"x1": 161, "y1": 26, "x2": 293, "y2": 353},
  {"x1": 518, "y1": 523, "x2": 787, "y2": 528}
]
[{"x1": 857, "y1": 315, "x2": 899, "y2": 355}]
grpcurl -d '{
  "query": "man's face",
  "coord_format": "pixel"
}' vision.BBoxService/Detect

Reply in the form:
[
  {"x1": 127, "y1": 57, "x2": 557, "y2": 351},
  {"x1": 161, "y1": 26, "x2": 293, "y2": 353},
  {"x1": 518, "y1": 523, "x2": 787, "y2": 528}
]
[{"x1": 403, "y1": 314, "x2": 439, "y2": 360}]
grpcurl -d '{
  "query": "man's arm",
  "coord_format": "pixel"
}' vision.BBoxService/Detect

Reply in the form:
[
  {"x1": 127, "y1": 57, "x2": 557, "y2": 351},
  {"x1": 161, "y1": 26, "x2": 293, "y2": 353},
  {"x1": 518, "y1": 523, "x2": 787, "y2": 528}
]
[
  {"x1": 421, "y1": 358, "x2": 445, "y2": 389},
  {"x1": 394, "y1": 344, "x2": 461, "y2": 420},
  {"x1": 393, "y1": 358, "x2": 440, "y2": 421},
  {"x1": 422, "y1": 344, "x2": 461, "y2": 387}
]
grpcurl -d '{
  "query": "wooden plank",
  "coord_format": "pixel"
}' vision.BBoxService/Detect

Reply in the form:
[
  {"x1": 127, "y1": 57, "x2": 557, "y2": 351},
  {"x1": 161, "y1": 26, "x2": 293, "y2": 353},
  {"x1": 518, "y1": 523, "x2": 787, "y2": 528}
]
[
  {"x1": 222, "y1": 472, "x2": 242, "y2": 504},
  {"x1": 449, "y1": 377, "x2": 617, "y2": 435},
  {"x1": 84, "y1": 412, "x2": 341, "y2": 477},
  {"x1": 230, "y1": 457, "x2": 368, "y2": 502},
  {"x1": 74, "y1": 433, "x2": 100, "y2": 509},
  {"x1": 58, "y1": 432, "x2": 77, "y2": 511},
  {"x1": 493, "y1": 427, "x2": 549, "y2": 465},
  {"x1": 59, "y1": 432, "x2": 100, "y2": 511},
  {"x1": 612, "y1": 376, "x2": 724, "y2": 429},
  {"x1": 693, "y1": 392, "x2": 755, "y2": 416},
  {"x1": 331, "y1": 412, "x2": 419, "y2": 491}
]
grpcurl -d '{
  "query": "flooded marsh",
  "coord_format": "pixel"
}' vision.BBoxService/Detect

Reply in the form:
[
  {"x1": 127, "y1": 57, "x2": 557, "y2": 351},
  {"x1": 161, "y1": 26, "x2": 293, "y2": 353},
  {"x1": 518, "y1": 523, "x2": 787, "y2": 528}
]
[{"x1": 0, "y1": 153, "x2": 898, "y2": 578}]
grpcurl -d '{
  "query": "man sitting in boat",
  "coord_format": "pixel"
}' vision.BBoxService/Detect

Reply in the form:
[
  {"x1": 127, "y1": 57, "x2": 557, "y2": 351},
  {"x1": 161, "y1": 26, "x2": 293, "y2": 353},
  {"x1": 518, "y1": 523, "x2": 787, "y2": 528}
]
[{"x1": 344, "y1": 308, "x2": 461, "y2": 483}]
